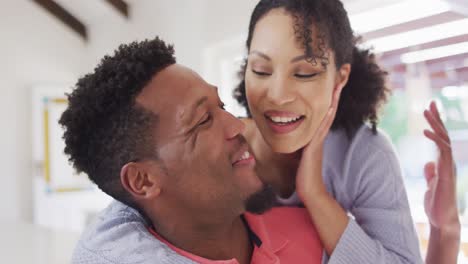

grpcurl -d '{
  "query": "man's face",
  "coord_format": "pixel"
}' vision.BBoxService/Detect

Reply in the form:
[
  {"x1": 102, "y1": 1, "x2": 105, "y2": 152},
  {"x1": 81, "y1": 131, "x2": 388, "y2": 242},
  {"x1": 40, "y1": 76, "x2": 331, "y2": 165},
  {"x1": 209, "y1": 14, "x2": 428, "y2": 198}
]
[{"x1": 136, "y1": 64, "x2": 269, "y2": 217}]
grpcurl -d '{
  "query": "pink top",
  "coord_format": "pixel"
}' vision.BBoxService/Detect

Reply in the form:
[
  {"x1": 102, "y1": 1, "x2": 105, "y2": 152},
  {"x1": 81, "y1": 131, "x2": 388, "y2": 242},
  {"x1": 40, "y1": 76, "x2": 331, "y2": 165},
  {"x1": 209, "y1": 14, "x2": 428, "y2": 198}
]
[{"x1": 148, "y1": 207, "x2": 322, "y2": 264}]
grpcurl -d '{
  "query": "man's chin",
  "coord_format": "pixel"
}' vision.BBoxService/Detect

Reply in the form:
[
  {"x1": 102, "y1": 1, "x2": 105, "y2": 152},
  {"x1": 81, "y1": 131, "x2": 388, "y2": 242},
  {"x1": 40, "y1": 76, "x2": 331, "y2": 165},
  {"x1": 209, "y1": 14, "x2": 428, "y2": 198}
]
[{"x1": 244, "y1": 184, "x2": 276, "y2": 214}]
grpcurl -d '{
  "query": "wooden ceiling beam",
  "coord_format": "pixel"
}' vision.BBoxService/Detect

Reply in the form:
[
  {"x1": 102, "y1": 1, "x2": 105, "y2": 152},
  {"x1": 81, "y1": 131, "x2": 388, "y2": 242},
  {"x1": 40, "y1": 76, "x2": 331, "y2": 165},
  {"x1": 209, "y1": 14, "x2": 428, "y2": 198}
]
[
  {"x1": 32, "y1": 0, "x2": 87, "y2": 40},
  {"x1": 105, "y1": 0, "x2": 129, "y2": 18}
]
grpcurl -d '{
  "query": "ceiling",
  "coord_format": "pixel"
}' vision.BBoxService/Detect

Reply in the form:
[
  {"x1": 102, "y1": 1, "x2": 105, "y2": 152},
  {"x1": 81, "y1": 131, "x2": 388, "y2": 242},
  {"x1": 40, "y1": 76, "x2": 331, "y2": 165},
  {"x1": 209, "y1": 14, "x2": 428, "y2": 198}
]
[
  {"x1": 31, "y1": 0, "x2": 468, "y2": 90},
  {"x1": 343, "y1": 0, "x2": 468, "y2": 89}
]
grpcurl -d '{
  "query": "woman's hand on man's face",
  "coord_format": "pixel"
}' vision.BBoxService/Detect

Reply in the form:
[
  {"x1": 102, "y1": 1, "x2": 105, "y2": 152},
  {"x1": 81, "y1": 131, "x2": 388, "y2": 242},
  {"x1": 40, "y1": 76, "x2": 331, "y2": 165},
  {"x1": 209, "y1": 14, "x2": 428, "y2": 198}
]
[{"x1": 295, "y1": 85, "x2": 342, "y2": 201}]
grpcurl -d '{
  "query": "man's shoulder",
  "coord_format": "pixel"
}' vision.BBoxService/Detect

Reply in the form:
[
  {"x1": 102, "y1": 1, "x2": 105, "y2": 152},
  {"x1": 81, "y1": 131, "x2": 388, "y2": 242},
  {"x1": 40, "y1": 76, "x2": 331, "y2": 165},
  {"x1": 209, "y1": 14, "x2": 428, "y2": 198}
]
[{"x1": 72, "y1": 200, "x2": 194, "y2": 264}]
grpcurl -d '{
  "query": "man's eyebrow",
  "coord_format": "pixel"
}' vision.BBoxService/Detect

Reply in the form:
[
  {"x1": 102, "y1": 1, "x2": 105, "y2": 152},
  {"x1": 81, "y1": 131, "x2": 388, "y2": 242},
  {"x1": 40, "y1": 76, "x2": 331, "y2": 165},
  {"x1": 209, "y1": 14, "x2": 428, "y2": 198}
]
[{"x1": 249, "y1": 50, "x2": 271, "y2": 61}]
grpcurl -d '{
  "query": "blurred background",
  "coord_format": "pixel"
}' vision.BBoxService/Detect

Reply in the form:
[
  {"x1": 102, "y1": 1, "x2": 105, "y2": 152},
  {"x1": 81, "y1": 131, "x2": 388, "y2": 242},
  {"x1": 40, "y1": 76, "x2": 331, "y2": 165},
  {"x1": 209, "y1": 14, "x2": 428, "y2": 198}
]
[{"x1": 0, "y1": 0, "x2": 467, "y2": 263}]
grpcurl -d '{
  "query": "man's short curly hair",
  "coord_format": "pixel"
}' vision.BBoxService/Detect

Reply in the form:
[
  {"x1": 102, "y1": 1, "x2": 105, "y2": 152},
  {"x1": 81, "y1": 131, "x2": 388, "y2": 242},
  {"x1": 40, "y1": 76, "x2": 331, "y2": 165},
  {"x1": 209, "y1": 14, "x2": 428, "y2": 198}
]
[{"x1": 59, "y1": 37, "x2": 176, "y2": 206}]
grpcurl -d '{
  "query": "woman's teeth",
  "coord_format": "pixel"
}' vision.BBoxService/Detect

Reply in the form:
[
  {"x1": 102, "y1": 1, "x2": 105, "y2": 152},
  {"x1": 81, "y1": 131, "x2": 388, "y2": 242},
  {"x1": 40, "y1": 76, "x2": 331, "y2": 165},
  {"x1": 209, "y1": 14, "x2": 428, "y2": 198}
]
[{"x1": 268, "y1": 115, "x2": 303, "y2": 124}]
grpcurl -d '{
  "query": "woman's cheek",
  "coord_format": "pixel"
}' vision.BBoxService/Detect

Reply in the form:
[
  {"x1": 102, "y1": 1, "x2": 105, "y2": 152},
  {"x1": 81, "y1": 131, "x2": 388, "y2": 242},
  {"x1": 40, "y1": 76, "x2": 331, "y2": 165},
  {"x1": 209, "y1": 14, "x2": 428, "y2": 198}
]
[
  {"x1": 245, "y1": 78, "x2": 254, "y2": 99},
  {"x1": 245, "y1": 78, "x2": 263, "y2": 110}
]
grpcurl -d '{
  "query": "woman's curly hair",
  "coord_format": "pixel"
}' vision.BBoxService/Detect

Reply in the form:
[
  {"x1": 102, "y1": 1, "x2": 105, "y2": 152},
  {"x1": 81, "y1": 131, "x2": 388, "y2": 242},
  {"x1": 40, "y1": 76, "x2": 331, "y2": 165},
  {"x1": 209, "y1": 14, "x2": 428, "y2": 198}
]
[
  {"x1": 234, "y1": 0, "x2": 390, "y2": 136},
  {"x1": 59, "y1": 37, "x2": 176, "y2": 206}
]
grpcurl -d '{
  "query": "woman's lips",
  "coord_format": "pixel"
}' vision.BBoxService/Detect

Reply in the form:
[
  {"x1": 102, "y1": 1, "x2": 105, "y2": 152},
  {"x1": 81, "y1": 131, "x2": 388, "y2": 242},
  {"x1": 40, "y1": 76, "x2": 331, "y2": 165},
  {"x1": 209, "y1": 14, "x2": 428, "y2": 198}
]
[{"x1": 264, "y1": 111, "x2": 305, "y2": 134}]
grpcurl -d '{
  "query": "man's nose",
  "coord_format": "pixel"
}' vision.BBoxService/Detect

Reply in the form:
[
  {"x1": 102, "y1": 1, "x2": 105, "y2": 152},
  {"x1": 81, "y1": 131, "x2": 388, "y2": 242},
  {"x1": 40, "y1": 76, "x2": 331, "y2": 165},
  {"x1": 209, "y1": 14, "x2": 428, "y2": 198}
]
[{"x1": 223, "y1": 111, "x2": 245, "y2": 140}]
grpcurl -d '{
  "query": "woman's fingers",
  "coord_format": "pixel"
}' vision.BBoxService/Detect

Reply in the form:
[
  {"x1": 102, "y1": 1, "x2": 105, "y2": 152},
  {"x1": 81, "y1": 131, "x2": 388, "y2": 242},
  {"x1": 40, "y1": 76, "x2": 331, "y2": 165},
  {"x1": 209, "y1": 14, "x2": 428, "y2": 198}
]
[
  {"x1": 303, "y1": 87, "x2": 342, "y2": 155},
  {"x1": 424, "y1": 162, "x2": 436, "y2": 184},
  {"x1": 427, "y1": 102, "x2": 450, "y2": 142},
  {"x1": 424, "y1": 129, "x2": 451, "y2": 152},
  {"x1": 331, "y1": 86, "x2": 341, "y2": 109},
  {"x1": 326, "y1": 86, "x2": 342, "y2": 127},
  {"x1": 424, "y1": 109, "x2": 449, "y2": 143},
  {"x1": 424, "y1": 124, "x2": 454, "y2": 182},
  {"x1": 304, "y1": 108, "x2": 334, "y2": 156},
  {"x1": 315, "y1": 88, "x2": 341, "y2": 139},
  {"x1": 430, "y1": 101, "x2": 447, "y2": 132}
]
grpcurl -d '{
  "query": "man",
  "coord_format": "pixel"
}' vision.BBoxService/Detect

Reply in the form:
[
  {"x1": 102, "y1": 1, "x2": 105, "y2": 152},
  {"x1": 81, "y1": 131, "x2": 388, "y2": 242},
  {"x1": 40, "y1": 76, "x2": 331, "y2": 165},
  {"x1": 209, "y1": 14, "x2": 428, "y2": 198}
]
[{"x1": 61, "y1": 37, "x2": 323, "y2": 264}]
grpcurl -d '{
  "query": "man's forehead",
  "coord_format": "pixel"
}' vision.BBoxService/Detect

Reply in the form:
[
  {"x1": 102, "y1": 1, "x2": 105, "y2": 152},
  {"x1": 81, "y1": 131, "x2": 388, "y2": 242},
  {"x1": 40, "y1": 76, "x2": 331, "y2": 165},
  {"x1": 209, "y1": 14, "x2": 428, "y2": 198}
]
[
  {"x1": 137, "y1": 65, "x2": 195, "y2": 106},
  {"x1": 152, "y1": 64, "x2": 198, "y2": 93},
  {"x1": 155, "y1": 65, "x2": 218, "y2": 106},
  {"x1": 136, "y1": 64, "x2": 218, "y2": 119}
]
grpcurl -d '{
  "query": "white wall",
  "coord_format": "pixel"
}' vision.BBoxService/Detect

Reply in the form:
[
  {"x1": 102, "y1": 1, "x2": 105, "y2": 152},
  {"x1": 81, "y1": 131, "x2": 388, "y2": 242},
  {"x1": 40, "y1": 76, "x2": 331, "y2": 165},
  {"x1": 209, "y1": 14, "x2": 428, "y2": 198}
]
[
  {"x1": 0, "y1": 0, "x2": 257, "y2": 223},
  {"x1": 0, "y1": 1, "x2": 87, "y2": 222}
]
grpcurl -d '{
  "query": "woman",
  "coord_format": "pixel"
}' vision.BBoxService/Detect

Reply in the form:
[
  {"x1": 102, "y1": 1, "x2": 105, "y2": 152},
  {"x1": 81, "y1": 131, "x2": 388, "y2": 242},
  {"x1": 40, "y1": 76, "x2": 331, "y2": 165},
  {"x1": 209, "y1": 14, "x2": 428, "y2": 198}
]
[{"x1": 234, "y1": 0, "x2": 460, "y2": 263}]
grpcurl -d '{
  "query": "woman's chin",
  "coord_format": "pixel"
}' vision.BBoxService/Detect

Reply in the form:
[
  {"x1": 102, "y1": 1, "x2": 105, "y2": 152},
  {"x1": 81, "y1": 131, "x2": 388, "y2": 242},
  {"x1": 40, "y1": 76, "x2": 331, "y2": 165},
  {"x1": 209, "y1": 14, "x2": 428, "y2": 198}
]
[{"x1": 267, "y1": 140, "x2": 305, "y2": 154}]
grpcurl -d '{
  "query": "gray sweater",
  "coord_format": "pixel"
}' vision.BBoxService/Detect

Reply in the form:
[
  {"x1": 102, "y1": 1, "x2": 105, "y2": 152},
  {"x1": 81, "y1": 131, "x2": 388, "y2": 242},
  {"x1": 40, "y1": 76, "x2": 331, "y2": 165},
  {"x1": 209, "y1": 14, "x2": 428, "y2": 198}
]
[{"x1": 72, "y1": 124, "x2": 423, "y2": 264}]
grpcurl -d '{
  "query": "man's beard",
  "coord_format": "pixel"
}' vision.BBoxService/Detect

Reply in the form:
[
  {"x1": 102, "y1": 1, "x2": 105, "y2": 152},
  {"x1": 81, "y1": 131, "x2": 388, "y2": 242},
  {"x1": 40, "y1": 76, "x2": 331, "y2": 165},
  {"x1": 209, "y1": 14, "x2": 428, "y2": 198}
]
[{"x1": 244, "y1": 184, "x2": 276, "y2": 214}]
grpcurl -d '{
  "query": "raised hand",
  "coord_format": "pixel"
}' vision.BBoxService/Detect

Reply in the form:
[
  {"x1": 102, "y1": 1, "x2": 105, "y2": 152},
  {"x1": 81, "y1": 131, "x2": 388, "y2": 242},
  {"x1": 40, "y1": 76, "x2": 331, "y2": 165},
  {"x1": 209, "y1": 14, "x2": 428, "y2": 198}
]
[
  {"x1": 423, "y1": 101, "x2": 461, "y2": 264},
  {"x1": 423, "y1": 101, "x2": 459, "y2": 231}
]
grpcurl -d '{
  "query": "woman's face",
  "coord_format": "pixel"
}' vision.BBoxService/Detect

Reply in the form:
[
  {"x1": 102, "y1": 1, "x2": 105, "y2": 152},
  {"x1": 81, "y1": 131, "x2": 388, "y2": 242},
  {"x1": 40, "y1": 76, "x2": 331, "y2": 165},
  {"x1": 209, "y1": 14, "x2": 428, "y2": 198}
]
[{"x1": 245, "y1": 8, "x2": 349, "y2": 153}]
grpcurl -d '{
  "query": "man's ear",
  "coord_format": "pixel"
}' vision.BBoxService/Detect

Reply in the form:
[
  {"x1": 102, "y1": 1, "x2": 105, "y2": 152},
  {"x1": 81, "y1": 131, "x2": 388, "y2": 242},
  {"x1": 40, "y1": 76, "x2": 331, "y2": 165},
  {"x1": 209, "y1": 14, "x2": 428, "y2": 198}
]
[
  {"x1": 335, "y1": 63, "x2": 351, "y2": 91},
  {"x1": 120, "y1": 161, "x2": 163, "y2": 201}
]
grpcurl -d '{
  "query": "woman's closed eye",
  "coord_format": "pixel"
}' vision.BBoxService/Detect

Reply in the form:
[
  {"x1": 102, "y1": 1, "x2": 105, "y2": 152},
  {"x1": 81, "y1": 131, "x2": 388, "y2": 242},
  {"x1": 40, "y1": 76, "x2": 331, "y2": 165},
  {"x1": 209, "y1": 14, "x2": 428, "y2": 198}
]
[
  {"x1": 252, "y1": 69, "x2": 271, "y2": 76},
  {"x1": 294, "y1": 73, "x2": 319, "y2": 79}
]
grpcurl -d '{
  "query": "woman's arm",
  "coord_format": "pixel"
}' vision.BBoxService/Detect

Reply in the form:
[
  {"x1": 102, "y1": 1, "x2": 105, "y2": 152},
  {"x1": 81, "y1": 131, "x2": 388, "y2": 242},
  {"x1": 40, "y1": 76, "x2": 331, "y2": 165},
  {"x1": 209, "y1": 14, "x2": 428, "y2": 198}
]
[
  {"x1": 297, "y1": 144, "x2": 350, "y2": 256},
  {"x1": 426, "y1": 226, "x2": 460, "y2": 264},
  {"x1": 298, "y1": 142, "x2": 423, "y2": 263},
  {"x1": 294, "y1": 86, "x2": 350, "y2": 256},
  {"x1": 295, "y1": 88, "x2": 422, "y2": 263},
  {"x1": 423, "y1": 102, "x2": 461, "y2": 264}
]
